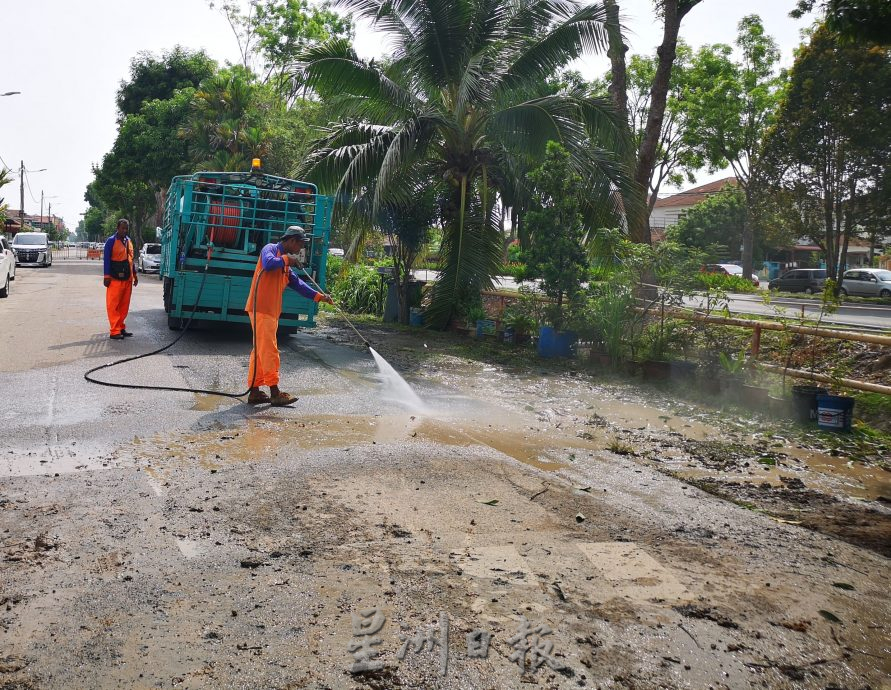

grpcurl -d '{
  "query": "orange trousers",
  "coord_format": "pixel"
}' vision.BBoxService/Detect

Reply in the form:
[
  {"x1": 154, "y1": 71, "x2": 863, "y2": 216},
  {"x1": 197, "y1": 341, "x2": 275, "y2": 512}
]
[
  {"x1": 247, "y1": 312, "x2": 280, "y2": 388},
  {"x1": 106, "y1": 279, "x2": 133, "y2": 336}
]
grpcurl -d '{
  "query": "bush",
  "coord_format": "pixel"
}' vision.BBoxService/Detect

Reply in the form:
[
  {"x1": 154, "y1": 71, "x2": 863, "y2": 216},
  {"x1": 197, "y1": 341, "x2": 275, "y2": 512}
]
[
  {"x1": 330, "y1": 262, "x2": 384, "y2": 315},
  {"x1": 499, "y1": 262, "x2": 526, "y2": 280},
  {"x1": 696, "y1": 272, "x2": 757, "y2": 293},
  {"x1": 324, "y1": 255, "x2": 344, "y2": 292}
]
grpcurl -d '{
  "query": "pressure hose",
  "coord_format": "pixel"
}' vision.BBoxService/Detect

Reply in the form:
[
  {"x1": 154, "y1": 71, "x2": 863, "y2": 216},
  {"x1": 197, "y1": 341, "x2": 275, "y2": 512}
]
[
  {"x1": 300, "y1": 269, "x2": 370, "y2": 348},
  {"x1": 83, "y1": 248, "x2": 370, "y2": 398},
  {"x1": 83, "y1": 246, "x2": 256, "y2": 398}
]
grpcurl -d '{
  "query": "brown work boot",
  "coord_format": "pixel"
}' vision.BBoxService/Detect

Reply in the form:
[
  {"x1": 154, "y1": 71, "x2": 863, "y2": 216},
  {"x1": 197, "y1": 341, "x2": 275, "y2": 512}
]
[
  {"x1": 247, "y1": 388, "x2": 271, "y2": 405},
  {"x1": 270, "y1": 391, "x2": 298, "y2": 407}
]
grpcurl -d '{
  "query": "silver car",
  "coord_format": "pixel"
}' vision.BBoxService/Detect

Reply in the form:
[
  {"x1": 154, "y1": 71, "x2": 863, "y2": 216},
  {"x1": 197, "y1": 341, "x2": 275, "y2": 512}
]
[
  {"x1": 138, "y1": 243, "x2": 162, "y2": 273},
  {"x1": 840, "y1": 268, "x2": 891, "y2": 298}
]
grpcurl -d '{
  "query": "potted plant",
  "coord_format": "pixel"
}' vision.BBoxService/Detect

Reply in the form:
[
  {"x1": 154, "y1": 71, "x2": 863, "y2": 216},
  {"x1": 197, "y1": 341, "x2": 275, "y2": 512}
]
[
  {"x1": 502, "y1": 306, "x2": 537, "y2": 345},
  {"x1": 519, "y1": 143, "x2": 589, "y2": 359}
]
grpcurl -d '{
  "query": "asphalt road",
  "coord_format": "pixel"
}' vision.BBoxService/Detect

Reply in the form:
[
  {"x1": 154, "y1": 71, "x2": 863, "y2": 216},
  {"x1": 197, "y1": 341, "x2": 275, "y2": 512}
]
[
  {"x1": 1, "y1": 261, "x2": 889, "y2": 689},
  {"x1": 717, "y1": 293, "x2": 891, "y2": 330},
  {"x1": 411, "y1": 270, "x2": 891, "y2": 331}
]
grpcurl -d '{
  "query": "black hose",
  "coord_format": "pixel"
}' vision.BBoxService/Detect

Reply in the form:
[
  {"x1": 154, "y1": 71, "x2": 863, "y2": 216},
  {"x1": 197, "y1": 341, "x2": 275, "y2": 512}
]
[{"x1": 84, "y1": 260, "x2": 257, "y2": 399}]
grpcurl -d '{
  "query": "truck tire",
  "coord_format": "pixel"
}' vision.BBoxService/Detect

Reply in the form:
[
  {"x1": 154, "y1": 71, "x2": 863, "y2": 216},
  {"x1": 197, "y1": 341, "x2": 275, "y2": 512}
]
[
  {"x1": 163, "y1": 277, "x2": 174, "y2": 313},
  {"x1": 168, "y1": 315, "x2": 183, "y2": 330}
]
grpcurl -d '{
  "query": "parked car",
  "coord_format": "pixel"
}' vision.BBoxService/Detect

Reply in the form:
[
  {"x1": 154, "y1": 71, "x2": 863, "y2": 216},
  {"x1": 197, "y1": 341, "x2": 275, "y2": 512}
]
[
  {"x1": 138, "y1": 243, "x2": 162, "y2": 273},
  {"x1": 0, "y1": 236, "x2": 15, "y2": 297},
  {"x1": 840, "y1": 268, "x2": 891, "y2": 298},
  {"x1": 11, "y1": 232, "x2": 52, "y2": 268},
  {"x1": 702, "y1": 263, "x2": 760, "y2": 287},
  {"x1": 768, "y1": 268, "x2": 827, "y2": 294}
]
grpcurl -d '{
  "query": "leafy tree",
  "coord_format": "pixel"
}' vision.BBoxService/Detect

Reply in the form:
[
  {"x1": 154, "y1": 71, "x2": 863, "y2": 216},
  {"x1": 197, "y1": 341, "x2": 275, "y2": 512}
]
[
  {"x1": 296, "y1": 0, "x2": 629, "y2": 328},
  {"x1": 213, "y1": 0, "x2": 352, "y2": 85},
  {"x1": 377, "y1": 188, "x2": 437, "y2": 325},
  {"x1": 603, "y1": 0, "x2": 704, "y2": 244},
  {"x1": 596, "y1": 43, "x2": 699, "y2": 217},
  {"x1": 181, "y1": 68, "x2": 272, "y2": 171},
  {"x1": 523, "y1": 142, "x2": 590, "y2": 330},
  {"x1": 679, "y1": 15, "x2": 782, "y2": 278},
  {"x1": 667, "y1": 186, "x2": 745, "y2": 259},
  {"x1": 760, "y1": 26, "x2": 891, "y2": 285},
  {"x1": 791, "y1": 0, "x2": 891, "y2": 45},
  {"x1": 117, "y1": 47, "x2": 215, "y2": 118}
]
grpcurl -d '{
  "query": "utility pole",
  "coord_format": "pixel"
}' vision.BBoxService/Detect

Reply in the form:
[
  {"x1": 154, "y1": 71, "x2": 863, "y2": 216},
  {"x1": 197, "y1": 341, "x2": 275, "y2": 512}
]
[
  {"x1": 48, "y1": 202, "x2": 52, "y2": 234},
  {"x1": 19, "y1": 160, "x2": 24, "y2": 234},
  {"x1": 40, "y1": 190, "x2": 44, "y2": 225}
]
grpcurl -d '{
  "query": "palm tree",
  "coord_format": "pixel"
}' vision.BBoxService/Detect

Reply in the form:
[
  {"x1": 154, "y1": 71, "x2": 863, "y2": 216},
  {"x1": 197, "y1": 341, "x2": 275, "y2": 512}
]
[
  {"x1": 295, "y1": 0, "x2": 631, "y2": 327},
  {"x1": 181, "y1": 69, "x2": 271, "y2": 171}
]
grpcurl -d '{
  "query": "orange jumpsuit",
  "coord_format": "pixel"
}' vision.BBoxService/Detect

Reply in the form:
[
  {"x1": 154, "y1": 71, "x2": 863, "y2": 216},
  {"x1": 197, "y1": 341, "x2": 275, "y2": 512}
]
[
  {"x1": 103, "y1": 235, "x2": 135, "y2": 336},
  {"x1": 245, "y1": 243, "x2": 323, "y2": 388}
]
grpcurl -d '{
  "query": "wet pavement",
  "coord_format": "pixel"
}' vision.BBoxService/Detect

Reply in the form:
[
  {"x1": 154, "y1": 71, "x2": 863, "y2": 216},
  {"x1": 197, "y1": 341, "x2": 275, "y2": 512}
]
[{"x1": 1, "y1": 262, "x2": 890, "y2": 689}]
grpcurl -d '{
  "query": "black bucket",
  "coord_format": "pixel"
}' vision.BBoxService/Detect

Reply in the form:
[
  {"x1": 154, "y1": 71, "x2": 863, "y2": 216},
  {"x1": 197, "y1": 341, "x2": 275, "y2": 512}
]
[{"x1": 791, "y1": 385, "x2": 828, "y2": 423}]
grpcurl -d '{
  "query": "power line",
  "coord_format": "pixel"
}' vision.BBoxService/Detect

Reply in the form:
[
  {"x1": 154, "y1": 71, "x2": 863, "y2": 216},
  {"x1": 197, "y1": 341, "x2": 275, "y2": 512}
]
[{"x1": 23, "y1": 169, "x2": 39, "y2": 204}]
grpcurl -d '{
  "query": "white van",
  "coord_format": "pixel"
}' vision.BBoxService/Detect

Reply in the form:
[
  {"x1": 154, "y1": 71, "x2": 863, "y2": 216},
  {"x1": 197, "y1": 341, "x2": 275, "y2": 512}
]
[{"x1": 12, "y1": 232, "x2": 53, "y2": 268}]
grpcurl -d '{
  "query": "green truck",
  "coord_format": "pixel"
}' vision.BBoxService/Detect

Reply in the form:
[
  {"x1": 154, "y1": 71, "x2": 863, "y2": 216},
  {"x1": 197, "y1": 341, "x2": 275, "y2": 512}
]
[{"x1": 159, "y1": 169, "x2": 333, "y2": 330}]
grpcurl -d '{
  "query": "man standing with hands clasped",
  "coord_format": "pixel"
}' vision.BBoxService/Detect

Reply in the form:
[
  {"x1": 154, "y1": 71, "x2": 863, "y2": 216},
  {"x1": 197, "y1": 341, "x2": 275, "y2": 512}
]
[
  {"x1": 103, "y1": 218, "x2": 137, "y2": 340},
  {"x1": 245, "y1": 226, "x2": 334, "y2": 406}
]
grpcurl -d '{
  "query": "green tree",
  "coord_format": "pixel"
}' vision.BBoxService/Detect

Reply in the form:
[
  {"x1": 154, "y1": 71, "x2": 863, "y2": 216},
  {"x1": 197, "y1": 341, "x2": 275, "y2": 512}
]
[
  {"x1": 117, "y1": 47, "x2": 215, "y2": 118},
  {"x1": 603, "y1": 0, "x2": 704, "y2": 245},
  {"x1": 377, "y1": 188, "x2": 437, "y2": 325},
  {"x1": 760, "y1": 26, "x2": 891, "y2": 285},
  {"x1": 667, "y1": 185, "x2": 745, "y2": 259},
  {"x1": 213, "y1": 0, "x2": 352, "y2": 87},
  {"x1": 523, "y1": 142, "x2": 590, "y2": 330},
  {"x1": 596, "y1": 43, "x2": 699, "y2": 218},
  {"x1": 296, "y1": 0, "x2": 629, "y2": 328},
  {"x1": 181, "y1": 68, "x2": 272, "y2": 171},
  {"x1": 791, "y1": 0, "x2": 891, "y2": 45},
  {"x1": 680, "y1": 15, "x2": 782, "y2": 278}
]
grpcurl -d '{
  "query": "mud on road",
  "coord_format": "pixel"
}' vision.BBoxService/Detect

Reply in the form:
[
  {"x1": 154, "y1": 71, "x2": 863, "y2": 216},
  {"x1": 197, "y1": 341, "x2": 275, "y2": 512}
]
[{"x1": 1, "y1": 268, "x2": 890, "y2": 689}]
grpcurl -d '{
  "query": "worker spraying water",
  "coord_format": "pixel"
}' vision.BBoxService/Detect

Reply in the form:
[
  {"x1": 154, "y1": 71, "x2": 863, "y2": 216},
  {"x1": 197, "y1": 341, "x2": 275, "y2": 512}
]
[
  {"x1": 84, "y1": 161, "x2": 427, "y2": 414},
  {"x1": 245, "y1": 226, "x2": 334, "y2": 406}
]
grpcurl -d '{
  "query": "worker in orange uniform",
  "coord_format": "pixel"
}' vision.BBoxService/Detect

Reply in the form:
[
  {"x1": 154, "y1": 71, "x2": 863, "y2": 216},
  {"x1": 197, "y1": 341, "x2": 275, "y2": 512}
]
[
  {"x1": 103, "y1": 219, "x2": 138, "y2": 340},
  {"x1": 245, "y1": 226, "x2": 334, "y2": 406}
]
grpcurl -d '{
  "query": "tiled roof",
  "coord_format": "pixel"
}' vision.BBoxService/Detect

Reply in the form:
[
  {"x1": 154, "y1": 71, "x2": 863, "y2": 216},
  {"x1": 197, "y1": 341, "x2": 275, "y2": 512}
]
[{"x1": 652, "y1": 177, "x2": 738, "y2": 209}]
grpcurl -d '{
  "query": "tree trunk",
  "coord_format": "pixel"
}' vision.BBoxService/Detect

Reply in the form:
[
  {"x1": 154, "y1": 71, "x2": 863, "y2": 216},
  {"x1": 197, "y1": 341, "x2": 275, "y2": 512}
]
[
  {"x1": 605, "y1": 0, "x2": 628, "y2": 125},
  {"x1": 627, "y1": 0, "x2": 698, "y2": 245},
  {"x1": 741, "y1": 183, "x2": 754, "y2": 278}
]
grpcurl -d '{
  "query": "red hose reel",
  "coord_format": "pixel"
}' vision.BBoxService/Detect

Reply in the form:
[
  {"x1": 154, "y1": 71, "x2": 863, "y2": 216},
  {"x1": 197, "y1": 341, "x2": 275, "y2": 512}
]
[{"x1": 208, "y1": 199, "x2": 241, "y2": 248}]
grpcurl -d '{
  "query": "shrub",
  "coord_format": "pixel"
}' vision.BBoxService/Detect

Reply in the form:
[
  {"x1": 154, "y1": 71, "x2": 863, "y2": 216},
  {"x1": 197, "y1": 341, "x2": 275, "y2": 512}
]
[
  {"x1": 324, "y1": 255, "x2": 344, "y2": 292},
  {"x1": 696, "y1": 272, "x2": 757, "y2": 293},
  {"x1": 330, "y1": 262, "x2": 384, "y2": 315}
]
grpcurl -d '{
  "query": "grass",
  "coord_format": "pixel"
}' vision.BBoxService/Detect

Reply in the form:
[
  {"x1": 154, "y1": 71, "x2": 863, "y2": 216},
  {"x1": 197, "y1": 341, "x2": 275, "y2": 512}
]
[{"x1": 768, "y1": 290, "x2": 891, "y2": 306}]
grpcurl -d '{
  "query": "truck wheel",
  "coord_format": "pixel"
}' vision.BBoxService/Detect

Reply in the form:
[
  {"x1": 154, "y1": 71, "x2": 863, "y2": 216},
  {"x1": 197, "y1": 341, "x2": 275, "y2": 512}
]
[
  {"x1": 168, "y1": 315, "x2": 183, "y2": 331},
  {"x1": 163, "y1": 277, "x2": 174, "y2": 313}
]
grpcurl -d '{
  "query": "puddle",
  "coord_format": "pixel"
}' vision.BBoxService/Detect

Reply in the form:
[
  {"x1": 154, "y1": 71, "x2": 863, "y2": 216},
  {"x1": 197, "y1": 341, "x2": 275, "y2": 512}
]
[
  {"x1": 192, "y1": 393, "x2": 227, "y2": 412},
  {"x1": 781, "y1": 446, "x2": 891, "y2": 501}
]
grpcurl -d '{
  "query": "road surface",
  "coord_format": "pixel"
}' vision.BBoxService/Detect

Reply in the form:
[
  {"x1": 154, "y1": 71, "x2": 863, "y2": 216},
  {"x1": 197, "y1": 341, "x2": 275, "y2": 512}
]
[{"x1": 1, "y1": 260, "x2": 889, "y2": 689}]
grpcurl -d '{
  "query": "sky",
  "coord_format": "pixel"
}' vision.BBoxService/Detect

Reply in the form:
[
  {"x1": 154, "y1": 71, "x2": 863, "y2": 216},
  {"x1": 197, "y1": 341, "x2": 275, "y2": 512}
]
[{"x1": 0, "y1": 0, "x2": 816, "y2": 233}]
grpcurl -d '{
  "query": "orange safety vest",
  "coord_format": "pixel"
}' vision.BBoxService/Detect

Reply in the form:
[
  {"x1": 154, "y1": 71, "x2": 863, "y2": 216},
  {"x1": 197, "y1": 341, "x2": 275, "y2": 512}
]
[
  {"x1": 245, "y1": 246, "x2": 290, "y2": 317},
  {"x1": 107, "y1": 238, "x2": 134, "y2": 281}
]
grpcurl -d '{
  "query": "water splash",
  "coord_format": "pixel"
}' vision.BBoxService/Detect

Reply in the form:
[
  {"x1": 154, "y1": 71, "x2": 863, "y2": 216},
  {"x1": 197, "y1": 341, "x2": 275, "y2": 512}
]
[{"x1": 368, "y1": 347, "x2": 428, "y2": 413}]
